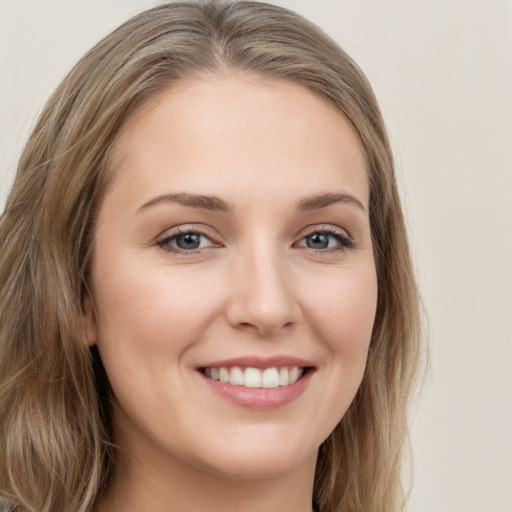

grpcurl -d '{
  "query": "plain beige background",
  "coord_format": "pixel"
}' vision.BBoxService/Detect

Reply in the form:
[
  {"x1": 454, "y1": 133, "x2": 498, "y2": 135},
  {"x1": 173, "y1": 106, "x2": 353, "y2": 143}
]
[{"x1": 1, "y1": 1, "x2": 511, "y2": 511}]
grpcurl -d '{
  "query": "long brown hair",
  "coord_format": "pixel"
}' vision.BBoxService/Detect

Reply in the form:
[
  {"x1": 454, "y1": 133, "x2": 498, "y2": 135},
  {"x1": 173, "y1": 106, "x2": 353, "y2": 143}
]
[{"x1": 0, "y1": 2, "x2": 421, "y2": 511}]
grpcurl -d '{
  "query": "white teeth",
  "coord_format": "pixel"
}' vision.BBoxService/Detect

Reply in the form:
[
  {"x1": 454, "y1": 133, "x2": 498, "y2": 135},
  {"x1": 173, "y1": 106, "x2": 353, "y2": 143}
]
[
  {"x1": 203, "y1": 365, "x2": 305, "y2": 388},
  {"x1": 289, "y1": 366, "x2": 301, "y2": 384},
  {"x1": 229, "y1": 366, "x2": 244, "y2": 386},
  {"x1": 262, "y1": 368, "x2": 280, "y2": 388},
  {"x1": 244, "y1": 367, "x2": 262, "y2": 388},
  {"x1": 279, "y1": 367, "x2": 290, "y2": 386},
  {"x1": 219, "y1": 367, "x2": 229, "y2": 383}
]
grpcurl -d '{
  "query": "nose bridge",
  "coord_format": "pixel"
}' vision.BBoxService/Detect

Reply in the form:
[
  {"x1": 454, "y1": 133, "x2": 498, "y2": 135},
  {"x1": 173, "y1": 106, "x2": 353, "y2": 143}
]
[{"x1": 226, "y1": 235, "x2": 299, "y2": 335}]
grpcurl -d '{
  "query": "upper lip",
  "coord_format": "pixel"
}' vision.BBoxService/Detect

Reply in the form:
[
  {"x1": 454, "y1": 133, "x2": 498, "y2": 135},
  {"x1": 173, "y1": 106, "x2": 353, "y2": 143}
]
[{"x1": 197, "y1": 355, "x2": 315, "y2": 370}]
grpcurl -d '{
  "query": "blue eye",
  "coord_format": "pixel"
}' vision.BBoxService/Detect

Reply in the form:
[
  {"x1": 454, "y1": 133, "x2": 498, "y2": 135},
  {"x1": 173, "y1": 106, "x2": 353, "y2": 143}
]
[
  {"x1": 297, "y1": 229, "x2": 353, "y2": 251},
  {"x1": 157, "y1": 230, "x2": 214, "y2": 253}
]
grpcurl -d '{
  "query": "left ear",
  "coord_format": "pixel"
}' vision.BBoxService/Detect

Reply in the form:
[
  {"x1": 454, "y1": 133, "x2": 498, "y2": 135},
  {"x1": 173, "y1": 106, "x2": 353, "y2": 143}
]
[{"x1": 82, "y1": 292, "x2": 97, "y2": 347}]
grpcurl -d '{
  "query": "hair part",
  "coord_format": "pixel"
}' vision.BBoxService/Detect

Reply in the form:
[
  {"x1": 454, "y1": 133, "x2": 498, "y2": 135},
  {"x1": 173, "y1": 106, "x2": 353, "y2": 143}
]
[{"x1": 0, "y1": 2, "x2": 421, "y2": 511}]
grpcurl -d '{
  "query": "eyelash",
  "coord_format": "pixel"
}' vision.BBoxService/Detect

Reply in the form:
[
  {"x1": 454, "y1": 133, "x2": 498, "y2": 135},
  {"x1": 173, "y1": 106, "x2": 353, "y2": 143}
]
[
  {"x1": 156, "y1": 227, "x2": 215, "y2": 253},
  {"x1": 156, "y1": 226, "x2": 355, "y2": 254},
  {"x1": 299, "y1": 226, "x2": 355, "y2": 252}
]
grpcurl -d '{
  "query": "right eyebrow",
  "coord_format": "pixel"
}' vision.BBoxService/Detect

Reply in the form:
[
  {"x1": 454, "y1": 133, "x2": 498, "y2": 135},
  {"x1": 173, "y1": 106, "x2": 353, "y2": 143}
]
[{"x1": 138, "y1": 193, "x2": 233, "y2": 213}]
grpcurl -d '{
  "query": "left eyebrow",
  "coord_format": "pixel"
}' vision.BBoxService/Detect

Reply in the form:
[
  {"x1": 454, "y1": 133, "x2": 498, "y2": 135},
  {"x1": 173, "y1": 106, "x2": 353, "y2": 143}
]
[{"x1": 296, "y1": 193, "x2": 367, "y2": 213}]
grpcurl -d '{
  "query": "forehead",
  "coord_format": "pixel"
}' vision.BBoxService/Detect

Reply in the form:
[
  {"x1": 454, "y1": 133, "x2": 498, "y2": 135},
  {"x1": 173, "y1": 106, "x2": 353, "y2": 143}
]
[{"x1": 106, "y1": 74, "x2": 368, "y2": 211}]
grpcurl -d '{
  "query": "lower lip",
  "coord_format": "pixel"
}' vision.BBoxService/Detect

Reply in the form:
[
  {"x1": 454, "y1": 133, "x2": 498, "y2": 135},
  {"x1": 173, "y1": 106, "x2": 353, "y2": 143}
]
[{"x1": 200, "y1": 370, "x2": 314, "y2": 410}]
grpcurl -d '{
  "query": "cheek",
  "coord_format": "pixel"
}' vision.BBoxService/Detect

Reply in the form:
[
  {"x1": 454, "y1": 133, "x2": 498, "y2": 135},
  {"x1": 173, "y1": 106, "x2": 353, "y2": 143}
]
[
  {"x1": 305, "y1": 263, "x2": 377, "y2": 395},
  {"x1": 292, "y1": 264, "x2": 377, "y2": 443},
  {"x1": 90, "y1": 254, "x2": 229, "y2": 375},
  {"x1": 311, "y1": 266, "x2": 377, "y2": 344},
  {"x1": 89, "y1": 259, "x2": 225, "y2": 424}
]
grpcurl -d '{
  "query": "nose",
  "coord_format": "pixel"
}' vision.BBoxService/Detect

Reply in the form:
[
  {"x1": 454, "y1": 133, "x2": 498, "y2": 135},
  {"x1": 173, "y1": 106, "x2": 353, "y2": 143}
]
[{"x1": 225, "y1": 243, "x2": 301, "y2": 336}]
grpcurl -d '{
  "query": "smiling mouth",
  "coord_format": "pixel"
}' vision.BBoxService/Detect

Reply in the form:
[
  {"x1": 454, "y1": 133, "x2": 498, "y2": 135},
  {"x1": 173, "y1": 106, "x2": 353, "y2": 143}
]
[{"x1": 200, "y1": 365, "x2": 311, "y2": 388}]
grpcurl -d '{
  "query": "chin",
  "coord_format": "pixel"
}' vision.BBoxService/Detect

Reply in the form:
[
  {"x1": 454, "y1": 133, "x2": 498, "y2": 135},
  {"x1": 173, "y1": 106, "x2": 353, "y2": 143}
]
[
  {"x1": 191, "y1": 424, "x2": 320, "y2": 480},
  {"x1": 205, "y1": 450, "x2": 316, "y2": 481}
]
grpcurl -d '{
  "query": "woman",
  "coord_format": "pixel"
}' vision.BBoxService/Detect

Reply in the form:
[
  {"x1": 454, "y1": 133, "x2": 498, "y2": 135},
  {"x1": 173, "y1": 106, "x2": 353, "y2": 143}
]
[{"x1": 0, "y1": 2, "x2": 421, "y2": 511}]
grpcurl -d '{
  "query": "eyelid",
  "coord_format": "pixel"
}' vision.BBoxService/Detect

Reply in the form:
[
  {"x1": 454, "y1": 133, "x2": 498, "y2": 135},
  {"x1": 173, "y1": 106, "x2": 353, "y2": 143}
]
[
  {"x1": 294, "y1": 224, "x2": 355, "y2": 250},
  {"x1": 154, "y1": 223, "x2": 355, "y2": 254},
  {"x1": 156, "y1": 225, "x2": 222, "y2": 253},
  {"x1": 300, "y1": 224, "x2": 350, "y2": 237}
]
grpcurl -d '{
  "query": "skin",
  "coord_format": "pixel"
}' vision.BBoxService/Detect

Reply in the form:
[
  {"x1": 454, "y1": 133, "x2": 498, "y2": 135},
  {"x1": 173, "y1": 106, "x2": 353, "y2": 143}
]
[{"x1": 87, "y1": 74, "x2": 377, "y2": 512}]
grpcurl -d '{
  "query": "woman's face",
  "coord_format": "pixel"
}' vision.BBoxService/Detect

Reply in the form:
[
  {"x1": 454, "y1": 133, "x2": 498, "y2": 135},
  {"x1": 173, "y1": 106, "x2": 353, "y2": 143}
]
[{"x1": 87, "y1": 75, "x2": 377, "y2": 480}]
